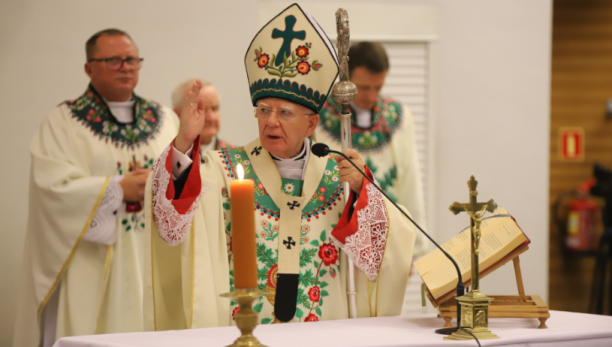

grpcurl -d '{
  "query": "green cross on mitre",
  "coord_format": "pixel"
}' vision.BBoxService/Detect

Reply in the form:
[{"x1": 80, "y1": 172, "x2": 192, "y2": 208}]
[{"x1": 272, "y1": 15, "x2": 306, "y2": 67}]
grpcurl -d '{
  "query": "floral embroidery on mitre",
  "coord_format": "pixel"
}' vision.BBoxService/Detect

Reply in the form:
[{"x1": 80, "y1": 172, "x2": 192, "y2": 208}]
[
  {"x1": 335, "y1": 183, "x2": 389, "y2": 281},
  {"x1": 253, "y1": 42, "x2": 322, "y2": 79},
  {"x1": 152, "y1": 146, "x2": 208, "y2": 246}
]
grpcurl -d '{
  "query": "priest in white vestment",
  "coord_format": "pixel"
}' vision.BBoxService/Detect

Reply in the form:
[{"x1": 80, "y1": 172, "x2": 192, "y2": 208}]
[
  {"x1": 13, "y1": 29, "x2": 179, "y2": 347},
  {"x1": 144, "y1": 4, "x2": 416, "y2": 329}
]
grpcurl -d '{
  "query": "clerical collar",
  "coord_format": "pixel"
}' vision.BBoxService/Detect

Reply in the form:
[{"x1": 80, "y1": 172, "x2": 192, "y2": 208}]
[
  {"x1": 350, "y1": 102, "x2": 372, "y2": 129},
  {"x1": 269, "y1": 138, "x2": 310, "y2": 180},
  {"x1": 105, "y1": 97, "x2": 135, "y2": 124}
]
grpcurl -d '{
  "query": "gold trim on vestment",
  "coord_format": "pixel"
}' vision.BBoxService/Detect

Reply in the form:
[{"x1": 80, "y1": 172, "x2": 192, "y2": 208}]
[
  {"x1": 94, "y1": 245, "x2": 113, "y2": 333},
  {"x1": 37, "y1": 177, "x2": 111, "y2": 315}
]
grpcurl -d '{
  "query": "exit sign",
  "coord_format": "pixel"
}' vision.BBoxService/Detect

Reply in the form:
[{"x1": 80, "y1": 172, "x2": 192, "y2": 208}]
[{"x1": 558, "y1": 127, "x2": 584, "y2": 161}]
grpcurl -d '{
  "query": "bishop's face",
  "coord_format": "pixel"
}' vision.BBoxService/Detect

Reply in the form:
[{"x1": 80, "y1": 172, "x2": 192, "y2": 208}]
[{"x1": 256, "y1": 98, "x2": 318, "y2": 159}]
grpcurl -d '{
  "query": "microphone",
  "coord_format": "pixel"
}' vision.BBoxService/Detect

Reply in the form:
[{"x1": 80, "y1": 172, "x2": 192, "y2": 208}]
[{"x1": 312, "y1": 142, "x2": 465, "y2": 334}]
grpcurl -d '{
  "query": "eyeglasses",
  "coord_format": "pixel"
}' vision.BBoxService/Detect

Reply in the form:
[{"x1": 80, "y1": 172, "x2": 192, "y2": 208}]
[
  {"x1": 88, "y1": 57, "x2": 144, "y2": 70},
  {"x1": 254, "y1": 106, "x2": 313, "y2": 122}
]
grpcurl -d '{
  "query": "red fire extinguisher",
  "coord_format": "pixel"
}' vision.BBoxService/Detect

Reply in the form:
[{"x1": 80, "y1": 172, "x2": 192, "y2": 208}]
[{"x1": 565, "y1": 179, "x2": 599, "y2": 252}]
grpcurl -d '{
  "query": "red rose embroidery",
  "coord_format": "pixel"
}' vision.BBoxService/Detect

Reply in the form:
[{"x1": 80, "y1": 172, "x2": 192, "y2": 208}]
[
  {"x1": 296, "y1": 45, "x2": 309, "y2": 57},
  {"x1": 258, "y1": 54, "x2": 270, "y2": 68},
  {"x1": 308, "y1": 286, "x2": 320, "y2": 302},
  {"x1": 304, "y1": 313, "x2": 319, "y2": 322},
  {"x1": 319, "y1": 187, "x2": 326, "y2": 193},
  {"x1": 232, "y1": 307, "x2": 240, "y2": 320},
  {"x1": 318, "y1": 243, "x2": 338, "y2": 266},
  {"x1": 297, "y1": 61, "x2": 311, "y2": 75}
]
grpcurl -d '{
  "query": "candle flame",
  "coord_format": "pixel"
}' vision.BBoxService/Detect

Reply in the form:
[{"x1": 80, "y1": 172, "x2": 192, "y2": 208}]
[{"x1": 237, "y1": 164, "x2": 244, "y2": 180}]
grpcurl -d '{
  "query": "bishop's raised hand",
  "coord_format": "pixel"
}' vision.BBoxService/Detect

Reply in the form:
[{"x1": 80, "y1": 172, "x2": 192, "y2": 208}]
[{"x1": 175, "y1": 79, "x2": 206, "y2": 153}]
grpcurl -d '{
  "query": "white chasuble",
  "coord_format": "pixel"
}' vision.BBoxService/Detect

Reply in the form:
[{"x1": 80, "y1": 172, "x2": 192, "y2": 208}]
[
  {"x1": 14, "y1": 85, "x2": 179, "y2": 347},
  {"x1": 317, "y1": 96, "x2": 429, "y2": 257},
  {"x1": 144, "y1": 137, "x2": 416, "y2": 329}
]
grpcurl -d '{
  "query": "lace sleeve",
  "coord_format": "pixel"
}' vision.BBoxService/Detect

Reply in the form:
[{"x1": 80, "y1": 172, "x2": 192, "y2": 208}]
[
  {"x1": 83, "y1": 176, "x2": 124, "y2": 245},
  {"x1": 152, "y1": 145, "x2": 207, "y2": 246},
  {"x1": 330, "y1": 167, "x2": 389, "y2": 281}
]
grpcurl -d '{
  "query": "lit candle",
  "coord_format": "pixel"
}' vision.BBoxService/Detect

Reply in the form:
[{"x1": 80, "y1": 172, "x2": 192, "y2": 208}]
[{"x1": 230, "y1": 164, "x2": 258, "y2": 289}]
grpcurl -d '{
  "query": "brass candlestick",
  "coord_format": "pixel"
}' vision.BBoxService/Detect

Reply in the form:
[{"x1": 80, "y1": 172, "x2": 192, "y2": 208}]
[
  {"x1": 220, "y1": 288, "x2": 270, "y2": 347},
  {"x1": 445, "y1": 176, "x2": 499, "y2": 341}
]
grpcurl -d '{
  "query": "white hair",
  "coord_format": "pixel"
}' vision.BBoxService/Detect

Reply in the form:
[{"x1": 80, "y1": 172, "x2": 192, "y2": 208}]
[{"x1": 171, "y1": 78, "x2": 212, "y2": 110}]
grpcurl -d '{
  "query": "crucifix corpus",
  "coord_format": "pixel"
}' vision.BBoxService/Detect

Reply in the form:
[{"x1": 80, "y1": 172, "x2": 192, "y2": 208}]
[{"x1": 445, "y1": 176, "x2": 500, "y2": 341}]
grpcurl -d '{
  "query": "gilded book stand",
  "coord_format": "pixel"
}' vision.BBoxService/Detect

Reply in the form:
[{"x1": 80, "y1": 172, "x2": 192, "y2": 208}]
[{"x1": 426, "y1": 244, "x2": 550, "y2": 329}]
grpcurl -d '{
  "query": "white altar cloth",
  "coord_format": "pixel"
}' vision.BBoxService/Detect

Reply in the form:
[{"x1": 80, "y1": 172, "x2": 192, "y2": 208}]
[{"x1": 54, "y1": 310, "x2": 612, "y2": 347}]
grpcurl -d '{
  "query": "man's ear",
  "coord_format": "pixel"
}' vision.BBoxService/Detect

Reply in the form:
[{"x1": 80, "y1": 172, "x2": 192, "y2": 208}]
[
  {"x1": 84, "y1": 63, "x2": 94, "y2": 78},
  {"x1": 304, "y1": 114, "x2": 319, "y2": 138}
]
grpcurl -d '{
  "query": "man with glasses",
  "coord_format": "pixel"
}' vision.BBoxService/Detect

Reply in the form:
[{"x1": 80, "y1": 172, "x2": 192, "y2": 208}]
[
  {"x1": 143, "y1": 4, "x2": 415, "y2": 330},
  {"x1": 14, "y1": 28, "x2": 179, "y2": 347},
  {"x1": 316, "y1": 42, "x2": 428, "y2": 281},
  {"x1": 171, "y1": 79, "x2": 230, "y2": 158}
]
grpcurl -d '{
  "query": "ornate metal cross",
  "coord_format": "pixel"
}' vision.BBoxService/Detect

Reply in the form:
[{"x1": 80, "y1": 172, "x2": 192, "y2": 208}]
[
  {"x1": 272, "y1": 15, "x2": 306, "y2": 66},
  {"x1": 449, "y1": 176, "x2": 497, "y2": 292}
]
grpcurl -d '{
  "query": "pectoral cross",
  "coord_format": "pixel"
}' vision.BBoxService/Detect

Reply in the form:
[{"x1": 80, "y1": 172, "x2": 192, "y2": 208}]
[
  {"x1": 272, "y1": 15, "x2": 306, "y2": 66},
  {"x1": 449, "y1": 176, "x2": 497, "y2": 292}
]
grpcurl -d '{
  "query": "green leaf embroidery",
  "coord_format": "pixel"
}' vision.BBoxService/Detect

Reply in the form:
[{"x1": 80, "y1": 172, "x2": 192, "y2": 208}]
[
  {"x1": 297, "y1": 288, "x2": 311, "y2": 309},
  {"x1": 299, "y1": 269, "x2": 319, "y2": 288},
  {"x1": 256, "y1": 243, "x2": 277, "y2": 268},
  {"x1": 223, "y1": 202, "x2": 230, "y2": 210},
  {"x1": 319, "y1": 269, "x2": 328, "y2": 278},
  {"x1": 254, "y1": 303, "x2": 263, "y2": 313},
  {"x1": 257, "y1": 266, "x2": 268, "y2": 281},
  {"x1": 321, "y1": 290, "x2": 329, "y2": 297},
  {"x1": 310, "y1": 239, "x2": 320, "y2": 247},
  {"x1": 320, "y1": 281, "x2": 329, "y2": 288},
  {"x1": 295, "y1": 307, "x2": 304, "y2": 318},
  {"x1": 268, "y1": 69, "x2": 282, "y2": 77},
  {"x1": 299, "y1": 248, "x2": 317, "y2": 268},
  {"x1": 261, "y1": 318, "x2": 272, "y2": 324},
  {"x1": 320, "y1": 230, "x2": 327, "y2": 242},
  {"x1": 315, "y1": 306, "x2": 322, "y2": 316}
]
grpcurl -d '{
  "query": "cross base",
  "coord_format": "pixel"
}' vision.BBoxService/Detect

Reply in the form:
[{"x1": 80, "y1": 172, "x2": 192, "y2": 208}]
[{"x1": 444, "y1": 290, "x2": 499, "y2": 341}]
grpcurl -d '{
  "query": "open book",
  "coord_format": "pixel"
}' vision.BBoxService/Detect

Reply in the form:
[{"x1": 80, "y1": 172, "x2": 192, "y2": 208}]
[{"x1": 414, "y1": 208, "x2": 530, "y2": 305}]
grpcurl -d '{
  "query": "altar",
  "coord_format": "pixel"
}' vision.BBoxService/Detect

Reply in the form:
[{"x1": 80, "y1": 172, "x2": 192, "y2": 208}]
[{"x1": 54, "y1": 311, "x2": 612, "y2": 347}]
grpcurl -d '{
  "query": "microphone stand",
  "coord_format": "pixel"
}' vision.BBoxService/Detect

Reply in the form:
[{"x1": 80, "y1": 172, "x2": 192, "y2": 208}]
[{"x1": 313, "y1": 144, "x2": 465, "y2": 334}]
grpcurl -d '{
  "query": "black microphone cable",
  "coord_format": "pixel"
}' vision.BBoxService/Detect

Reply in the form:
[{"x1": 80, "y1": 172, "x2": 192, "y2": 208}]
[{"x1": 312, "y1": 143, "x2": 481, "y2": 346}]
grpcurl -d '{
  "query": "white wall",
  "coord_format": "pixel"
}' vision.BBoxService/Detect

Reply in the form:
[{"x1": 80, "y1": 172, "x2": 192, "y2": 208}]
[
  {"x1": 432, "y1": 0, "x2": 551, "y2": 301},
  {"x1": 0, "y1": 1, "x2": 258, "y2": 345},
  {"x1": 0, "y1": 0, "x2": 551, "y2": 345}
]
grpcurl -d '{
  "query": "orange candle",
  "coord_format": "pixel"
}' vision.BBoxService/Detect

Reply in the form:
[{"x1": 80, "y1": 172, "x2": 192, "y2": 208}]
[{"x1": 230, "y1": 164, "x2": 258, "y2": 289}]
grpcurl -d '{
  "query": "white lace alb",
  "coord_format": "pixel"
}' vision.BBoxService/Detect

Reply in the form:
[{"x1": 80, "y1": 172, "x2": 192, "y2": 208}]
[
  {"x1": 332, "y1": 182, "x2": 389, "y2": 281},
  {"x1": 84, "y1": 176, "x2": 124, "y2": 245},
  {"x1": 153, "y1": 146, "x2": 207, "y2": 246}
]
